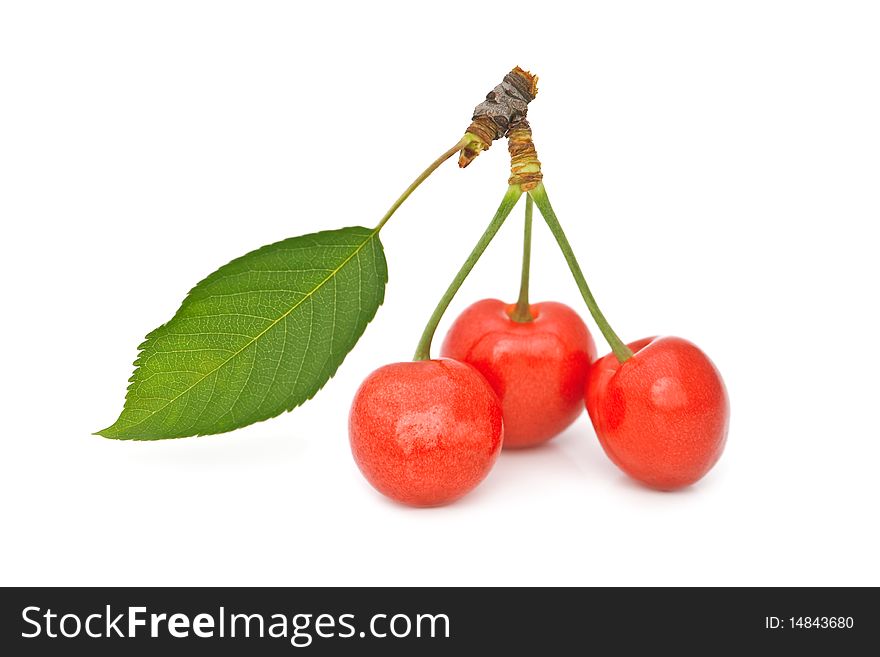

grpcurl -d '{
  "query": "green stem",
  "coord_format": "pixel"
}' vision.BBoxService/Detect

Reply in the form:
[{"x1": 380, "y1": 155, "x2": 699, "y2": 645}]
[
  {"x1": 509, "y1": 194, "x2": 534, "y2": 322},
  {"x1": 374, "y1": 136, "x2": 474, "y2": 232},
  {"x1": 529, "y1": 183, "x2": 633, "y2": 363},
  {"x1": 413, "y1": 186, "x2": 523, "y2": 361}
]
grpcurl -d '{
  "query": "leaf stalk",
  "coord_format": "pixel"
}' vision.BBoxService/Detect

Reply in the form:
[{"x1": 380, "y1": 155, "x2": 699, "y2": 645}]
[{"x1": 374, "y1": 136, "x2": 476, "y2": 232}]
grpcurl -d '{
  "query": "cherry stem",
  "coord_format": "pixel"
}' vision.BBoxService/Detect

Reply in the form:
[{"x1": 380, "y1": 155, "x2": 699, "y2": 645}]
[
  {"x1": 509, "y1": 194, "x2": 534, "y2": 322},
  {"x1": 413, "y1": 185, "x2": 523, "y2": 361},
  {"x1": 529, "y1": 183, "x2": 633, "y2": 363},
  {"x1": 374, "y1": 135, "x2": 476, "y2": 232}
]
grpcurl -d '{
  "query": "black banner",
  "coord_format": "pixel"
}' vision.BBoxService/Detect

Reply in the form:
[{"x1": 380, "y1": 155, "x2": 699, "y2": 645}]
[{"x1": 0, "y1": 587, "x2": 874, "y2": 654}]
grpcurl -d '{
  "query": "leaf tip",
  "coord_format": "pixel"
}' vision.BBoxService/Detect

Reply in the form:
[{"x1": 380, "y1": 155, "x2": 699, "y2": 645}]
[{"x1": 94, "y1": 423, "x2": 122, "y2": 439}]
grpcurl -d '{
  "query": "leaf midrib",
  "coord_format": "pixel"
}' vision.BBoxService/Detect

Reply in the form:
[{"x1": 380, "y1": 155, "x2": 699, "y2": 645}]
[{"x1": 112, "y1": 227, "x2": 380, "y2": 436}]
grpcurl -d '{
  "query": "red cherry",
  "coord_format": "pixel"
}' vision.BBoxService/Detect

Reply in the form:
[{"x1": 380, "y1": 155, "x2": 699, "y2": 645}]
[
  {"x1": 585, "y1": 336, "x2": 729, "y2": 490},
  {"x1": 441, "y1": 299, "x2": 596, "y2": 448},
  {"x1": 349, "y1": 358, "x2": 503, "y2": 507}
]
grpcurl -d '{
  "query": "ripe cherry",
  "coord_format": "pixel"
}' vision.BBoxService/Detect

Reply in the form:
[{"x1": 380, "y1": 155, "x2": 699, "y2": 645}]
[
  {"x1": 349, "y1": 358, "x2": 503, "y2": 507},
  {"x1": 585, "y1": 336, "x2": 729, "y2": 490},
  {"x1": 441, "y1": 299, "x2": 596, "y2": 448}
]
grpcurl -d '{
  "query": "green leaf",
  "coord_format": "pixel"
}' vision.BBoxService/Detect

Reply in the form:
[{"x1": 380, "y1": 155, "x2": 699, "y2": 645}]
[{"x1": 98, "y1": 226, "x2": 387, "y2": 439}]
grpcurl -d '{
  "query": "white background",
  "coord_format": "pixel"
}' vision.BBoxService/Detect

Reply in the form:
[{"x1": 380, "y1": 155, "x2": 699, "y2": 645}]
[{"x1": 2, "y1": 1, "x2": 878, "y2": 587}]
